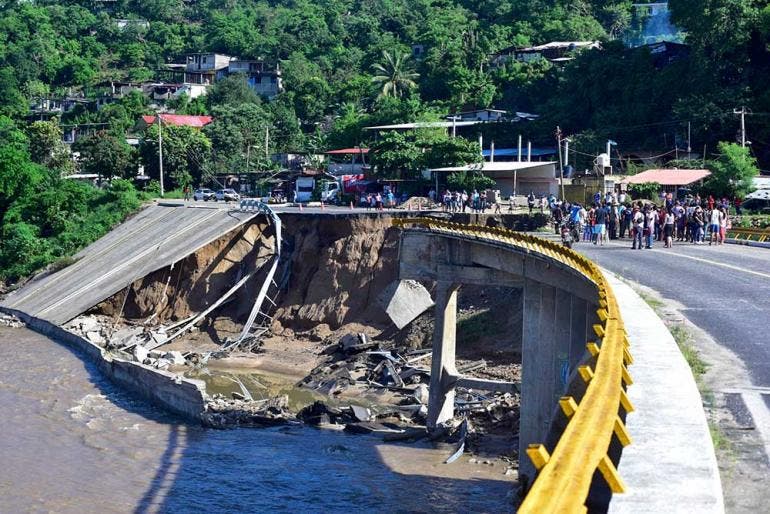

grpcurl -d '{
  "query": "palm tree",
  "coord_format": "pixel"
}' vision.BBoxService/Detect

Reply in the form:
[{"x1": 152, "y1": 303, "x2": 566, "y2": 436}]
[{"x1": 371, "y1": 50, "x2": 419, "y2": 98}]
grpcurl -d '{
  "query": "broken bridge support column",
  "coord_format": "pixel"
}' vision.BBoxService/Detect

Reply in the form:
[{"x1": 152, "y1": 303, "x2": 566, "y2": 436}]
[{"x1": 427, "y1": 281, "x2": 461, "y2": 430}]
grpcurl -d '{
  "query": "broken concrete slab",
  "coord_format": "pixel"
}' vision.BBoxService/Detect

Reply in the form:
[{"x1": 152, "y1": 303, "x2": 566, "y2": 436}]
[
  {"x1": 86, "y1": 331, "x2": 105, "y2": 345},
  {"x1": 134, "y1": 345, "x2": 149, "y2": 364},
  {"x1": 377, "y1": 280, "x2": 434, "y2": 330},
  {"x1": 163, "y1": 351, "x2": 186, "y2": 366}
]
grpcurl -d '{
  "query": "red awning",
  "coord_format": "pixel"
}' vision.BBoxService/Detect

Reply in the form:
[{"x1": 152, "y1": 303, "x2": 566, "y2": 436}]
[{"x1": 325, "y1": 148, "x2": 369, "y2": 155}]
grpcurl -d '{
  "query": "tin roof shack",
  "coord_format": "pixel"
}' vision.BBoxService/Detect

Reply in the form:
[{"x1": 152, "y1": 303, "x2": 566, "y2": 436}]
[
  {"x1": 325, "y1": 148, "x2": 370, "y2": 176},
  {"x1": 430, "y1": 161, "x2": 558, "y2": 198},
  {"x1": 491, "y1": 41, "x2": 601, "y2": 67}
]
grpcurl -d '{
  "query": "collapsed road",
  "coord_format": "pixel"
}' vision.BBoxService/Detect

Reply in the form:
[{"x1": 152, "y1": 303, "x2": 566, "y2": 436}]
[{"x1": 0, "y1": 201, "x2": 532, "y2": 511}]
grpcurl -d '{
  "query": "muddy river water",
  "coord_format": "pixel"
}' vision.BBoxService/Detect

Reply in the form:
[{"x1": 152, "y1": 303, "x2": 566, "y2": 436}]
[{"x1": 0, "y1": 328, "x2": 514, "y2": 513}]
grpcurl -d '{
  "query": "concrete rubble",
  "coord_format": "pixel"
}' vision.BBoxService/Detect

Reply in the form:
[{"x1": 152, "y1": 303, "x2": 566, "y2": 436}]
[
  {"x1": 202, "y1": 395, "x2": 295, "y2": 428},
  {"x1": 0, "y1": 313, "x2": 24, "y2": 328},
  {"x1": 377, "y1": 280, "x2": 435, "y2": 330}
]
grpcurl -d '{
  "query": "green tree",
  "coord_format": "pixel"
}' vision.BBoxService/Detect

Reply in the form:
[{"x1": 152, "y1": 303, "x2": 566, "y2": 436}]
[
  {"x1": 73, "y1": 131, "x2": 137, "y2": 180},
  {"x1": 423, "y1": 136, "x2": 483, "y2": 169},
  {"x1": 369, "y1": 131, "x2": 422, "y2": 178},
  {"x1": 203, "y1": 103, "x2": 272, "y2": 176},
  {"x1": 25, "y1": 120, "x2": 74, "y2": 174},
  {"x1": 0, "y1": 144, "x2": 44, "y2": 233},
  {"x1": 206, "y1": 74, "x2": 261, "y2": 108},
  {"x1": 447, "y1": 169, "x2": 495, "y2": 192},
  {"x1": 705, "y1": 142, "x2": 759, "y2": 197},
  {"x1": 371, "y1": 50, "x2": 419, "y2": 99},
  {"x1": 139, "y1": 124, "x2": 212, "y2": 188}
]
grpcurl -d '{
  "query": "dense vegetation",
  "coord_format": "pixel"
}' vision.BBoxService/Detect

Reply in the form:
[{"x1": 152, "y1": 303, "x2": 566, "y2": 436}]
[
  {"x1": 1, "y1": 1, "x2": 770, "y2": 161},
  {"x1": 1, "y1": 0, "x2": 769, "y2": 282}
]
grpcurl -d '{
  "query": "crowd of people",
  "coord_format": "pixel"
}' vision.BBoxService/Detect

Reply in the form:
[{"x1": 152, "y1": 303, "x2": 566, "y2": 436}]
[
  {"x1": 437, "y1": 189, "x2": 503, "y2": 214},
  {"x1": 361, "y1": 190, "x2": 398, "y2": 210},
  {"x1": 554, "y1": 191, "x2": 734, "y2": 249}
]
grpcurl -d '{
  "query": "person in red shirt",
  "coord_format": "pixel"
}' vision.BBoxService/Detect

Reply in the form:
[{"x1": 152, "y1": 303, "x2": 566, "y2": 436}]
[{"x1": 707, "y1": 195, "x2": 715, "y2": 210}]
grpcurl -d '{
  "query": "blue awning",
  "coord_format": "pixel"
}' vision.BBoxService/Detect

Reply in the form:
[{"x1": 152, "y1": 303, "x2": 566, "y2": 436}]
[{"x1": 482, "y1": 148, "x2": 557, "y2": 157}]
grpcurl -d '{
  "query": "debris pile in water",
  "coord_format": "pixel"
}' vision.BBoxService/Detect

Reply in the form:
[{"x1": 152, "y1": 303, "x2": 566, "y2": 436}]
[{"x1": 0, "y1": 313, "x2": 23, "y2": 328}]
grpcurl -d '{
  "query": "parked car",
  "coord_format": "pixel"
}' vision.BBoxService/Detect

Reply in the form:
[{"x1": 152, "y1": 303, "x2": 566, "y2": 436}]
[
  {"x1": 193, "y1": 188, "x2": 215, "y2": 201},
  {"x1": 215, "y1": 188, "x2": 240, "y2": 202}
]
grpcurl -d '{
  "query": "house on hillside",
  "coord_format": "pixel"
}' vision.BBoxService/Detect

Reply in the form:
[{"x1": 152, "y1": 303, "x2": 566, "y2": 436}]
[
  {"x1": 639, "y1": 41, "x2": 689, "y2": 68},
  {"x1": 448, "y1": 109, "x2": 508, "y2": 122},
  {"x1": 161, "y1": 54, "x2": 283, "y2": 97},
  {"x1": 136, "y1": 114, "x2": 213, "y2": 131},
  {"x1": 491, "y1": 41, "x2": 601, "y2": 67},
  {"x1": 227, "y1": 59, "x2": 283, "y2": 98},
  {"x1": 114, "y1": 19, "x2": 149, "y2": 30}
]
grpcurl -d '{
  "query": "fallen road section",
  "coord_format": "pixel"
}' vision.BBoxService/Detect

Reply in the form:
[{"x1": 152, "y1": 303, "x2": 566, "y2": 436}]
[{"x1": 0, "y1": 203, "x2": 257, "y2": 325}]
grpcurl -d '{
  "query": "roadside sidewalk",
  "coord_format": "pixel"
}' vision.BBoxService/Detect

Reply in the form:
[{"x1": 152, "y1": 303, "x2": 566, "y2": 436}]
[{"x1": 605, "y1": 272, "x2": 724, "y2": 514}]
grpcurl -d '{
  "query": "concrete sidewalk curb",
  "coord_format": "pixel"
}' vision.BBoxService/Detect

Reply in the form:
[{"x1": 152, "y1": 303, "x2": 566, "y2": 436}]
[
  {"x1": 725, "y1": 238, "x2": 770, "y2": 249},
  {"x1": 605, "y1": 272, "x2": 725, "y2": 514}
]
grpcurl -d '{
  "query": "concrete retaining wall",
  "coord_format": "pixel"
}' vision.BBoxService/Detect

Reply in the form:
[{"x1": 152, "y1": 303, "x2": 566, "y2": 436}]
[{"x1": 1, "y1": 306, "x2": 207, "y2": 421}]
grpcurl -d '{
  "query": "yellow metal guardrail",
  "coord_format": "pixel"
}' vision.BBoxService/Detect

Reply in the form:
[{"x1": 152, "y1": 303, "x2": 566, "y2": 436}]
[
  {"x1": 727, "y1": 227, "x2": 769, "y2": 243},
  {"x1": 393, "y1": 218, "x2": 634, "y2": 513}
]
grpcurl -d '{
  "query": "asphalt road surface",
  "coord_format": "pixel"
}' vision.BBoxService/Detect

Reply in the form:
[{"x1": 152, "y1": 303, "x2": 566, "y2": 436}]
[{"x1": 577, "y1": 238, "x2": 770, "y2": 387}]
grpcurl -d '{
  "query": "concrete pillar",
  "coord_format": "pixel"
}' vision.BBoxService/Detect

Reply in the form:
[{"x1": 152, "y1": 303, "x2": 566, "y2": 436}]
[
  {"x1": 554, "y1": 289, "x2": 573, "y2": 397},
  {"x1": 569, "y1": 296, "x2": 588, "y2": 371},
  {"x1": 427, "y1": 281, "x2": 460, "y2": 429},
  {"x1": 520, "y1": 279, "x2": 548, "y2": 482},
  {"x1": 520, "y1": 282, "x2": 578, "y2": 484}
]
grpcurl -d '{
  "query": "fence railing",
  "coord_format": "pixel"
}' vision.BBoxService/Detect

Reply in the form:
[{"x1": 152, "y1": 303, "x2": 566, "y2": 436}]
[
  {"x1": 393, "y1": 218, "x2": 635, "y2": 513},
  {"x1": 727, "y1": 227, "x2": 769, "y2": 243}
]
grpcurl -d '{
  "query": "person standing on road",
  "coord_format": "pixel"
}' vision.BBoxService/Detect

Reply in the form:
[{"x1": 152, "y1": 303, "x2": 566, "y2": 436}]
[
  {"x1": 593, "y1": 203, "x2": 607, "y2": 246},
  {"x1": 708, "y1": 206, "x2": 721, "y2": 245},
  {"x1": 644, "y1": 205, "x2": 656, "y2": 249},
  {"x1": 632, "y1": 205, "x2": 644, "y2": 250},
  {"x1": 620, "y1": 203, "x2": 632, "y2": 239},
  {"x1": 528, "y1": 192, "x2": 536, "y2": 214},
  {"x1": 664, "y1": 208, "x2": 675, "y2": 248},
  {"x1": 693, "y1": 206, "x2": 705, "y2": 244},
  {"x1": 183, "y1": 184, "x2": 191, "y2": 201}
]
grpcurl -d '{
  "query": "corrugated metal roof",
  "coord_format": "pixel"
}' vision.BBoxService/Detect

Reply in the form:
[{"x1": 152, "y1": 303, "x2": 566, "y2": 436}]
[
  {"x1": 325, "y1": 148, "x2": 369, "y2": 154},
  {"x1": 141, "y1": 114, "x2": 213, "y2": 128},
  {"x1": 620, "y1": 169, "x2": 711, "y2": 186}
]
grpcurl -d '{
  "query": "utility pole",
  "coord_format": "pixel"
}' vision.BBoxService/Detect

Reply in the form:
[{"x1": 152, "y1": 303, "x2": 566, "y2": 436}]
[
  {"x1": 245, "y1": 145, "x2": 251, "y2": 174},
  {"x1": 564, "y1": 138, "x2": 570, "y2": 167},
  {"x1": 687, "y1": 121, "x2": 692, "y2": 154},
  {"x1": 448, "y1": 116, "x2": 460, "y2": 138},
  {"x1": 556, "y1": 126, "x2": 565, "y2": 200},
  {"x1": 734, "y1": 107, "x2": 747, "y2": 148},
  {"x1": 265, "y1": 126, "x2": 270, "y2": 159},
  {"x1": 517, "y1": 135, "x2": 522, "y2": 163},
  {"x1": 157, "y1": 114, "x2": 164, "y2": 198}
]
